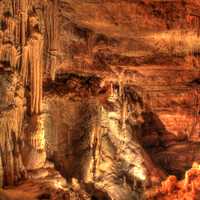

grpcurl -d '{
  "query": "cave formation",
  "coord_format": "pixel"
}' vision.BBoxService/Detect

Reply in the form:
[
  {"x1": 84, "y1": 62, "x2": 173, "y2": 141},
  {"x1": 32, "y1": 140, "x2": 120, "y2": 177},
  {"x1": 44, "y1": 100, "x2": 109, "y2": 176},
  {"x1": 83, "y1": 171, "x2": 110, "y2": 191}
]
[{"x1": 0, "y1": 0, "x2": 200, "y2": 200}]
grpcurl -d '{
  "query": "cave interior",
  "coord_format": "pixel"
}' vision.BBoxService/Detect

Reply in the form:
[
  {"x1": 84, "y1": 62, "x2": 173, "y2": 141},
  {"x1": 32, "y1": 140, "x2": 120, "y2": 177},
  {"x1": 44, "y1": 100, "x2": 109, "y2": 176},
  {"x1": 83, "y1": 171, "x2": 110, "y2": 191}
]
[{"x1": 0, "y1": 0, "x2": 200, "y2": 200}]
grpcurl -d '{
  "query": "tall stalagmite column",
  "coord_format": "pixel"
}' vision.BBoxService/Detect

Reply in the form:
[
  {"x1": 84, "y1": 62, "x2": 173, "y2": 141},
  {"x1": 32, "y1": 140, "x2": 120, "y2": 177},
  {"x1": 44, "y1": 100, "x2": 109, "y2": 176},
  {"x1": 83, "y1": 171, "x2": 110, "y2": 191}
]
[{"x1": 18, "y1": 2, "x2": 46, "y2": 171}]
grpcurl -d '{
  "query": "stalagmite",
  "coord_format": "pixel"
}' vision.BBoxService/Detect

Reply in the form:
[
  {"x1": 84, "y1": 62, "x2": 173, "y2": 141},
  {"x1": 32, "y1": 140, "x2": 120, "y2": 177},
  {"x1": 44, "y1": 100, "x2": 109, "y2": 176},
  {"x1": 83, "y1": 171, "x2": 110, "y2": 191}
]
[
  {"x1": 29, "y1": 116, "x2": 45, "y2": 151},
  {"x1": 23, "y1": 114, "x2": 46, "y2": 171}
]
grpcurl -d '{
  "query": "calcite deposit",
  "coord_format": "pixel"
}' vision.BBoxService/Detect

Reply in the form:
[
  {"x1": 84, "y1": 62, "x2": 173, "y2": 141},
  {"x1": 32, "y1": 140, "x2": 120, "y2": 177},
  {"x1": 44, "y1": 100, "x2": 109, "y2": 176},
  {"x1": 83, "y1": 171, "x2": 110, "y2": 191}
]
[{"x1": 0, "y1": 0, "x2": 199, "y2": 200}]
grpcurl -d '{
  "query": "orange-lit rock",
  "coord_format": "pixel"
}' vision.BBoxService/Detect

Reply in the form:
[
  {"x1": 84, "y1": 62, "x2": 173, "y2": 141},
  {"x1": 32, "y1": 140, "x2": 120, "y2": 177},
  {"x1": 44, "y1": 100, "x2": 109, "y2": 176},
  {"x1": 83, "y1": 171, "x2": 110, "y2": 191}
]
[
  {"x1": 146, "y1": 164, "x2": 200, "y2": 200},
  {"x1": 0, "y1": 0, "x2": 199, "y2": 199}
]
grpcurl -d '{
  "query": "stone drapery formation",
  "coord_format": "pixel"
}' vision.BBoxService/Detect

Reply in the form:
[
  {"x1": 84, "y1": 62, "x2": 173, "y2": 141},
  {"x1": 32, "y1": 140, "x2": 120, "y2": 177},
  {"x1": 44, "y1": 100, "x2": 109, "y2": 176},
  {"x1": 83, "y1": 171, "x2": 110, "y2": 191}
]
[
  {"x1": 0, "y1": 0, "x2": 44, "y2": 115},
  {"x1": 0, "y1": 73, "x2": 26, "y2": 186},
  {"x1": 0, "y1": 0, "x2": 45, "y2": 186},
  {"x1": 1, "y1": 0, "x2": 59, "y2": 115}
]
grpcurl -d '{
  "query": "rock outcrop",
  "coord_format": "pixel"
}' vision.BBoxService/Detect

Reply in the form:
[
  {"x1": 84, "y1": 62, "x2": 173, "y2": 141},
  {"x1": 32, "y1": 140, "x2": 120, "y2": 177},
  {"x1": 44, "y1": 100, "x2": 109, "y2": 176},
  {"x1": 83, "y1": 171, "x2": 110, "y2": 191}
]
[{"x1": 43, "y1": 84, "x2": 165, "y2": 199}]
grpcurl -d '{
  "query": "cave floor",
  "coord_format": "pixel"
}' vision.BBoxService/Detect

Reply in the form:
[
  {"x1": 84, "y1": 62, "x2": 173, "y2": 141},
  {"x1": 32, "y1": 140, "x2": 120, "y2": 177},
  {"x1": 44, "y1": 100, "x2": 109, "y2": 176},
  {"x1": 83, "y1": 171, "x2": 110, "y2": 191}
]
[{"x1": 0, "y1": 167, "x2": 87, "y2": 200}]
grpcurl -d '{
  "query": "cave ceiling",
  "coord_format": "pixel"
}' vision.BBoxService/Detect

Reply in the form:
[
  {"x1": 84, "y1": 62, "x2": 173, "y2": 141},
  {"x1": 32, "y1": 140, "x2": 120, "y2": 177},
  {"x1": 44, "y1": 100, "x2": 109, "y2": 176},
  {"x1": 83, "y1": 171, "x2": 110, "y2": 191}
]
[
  {"x1": 41, "y1": 0, "x2": 200, "y2": 93},
  {"x1": 1, "y1": 0, "x2": 200, "y2": 90}
]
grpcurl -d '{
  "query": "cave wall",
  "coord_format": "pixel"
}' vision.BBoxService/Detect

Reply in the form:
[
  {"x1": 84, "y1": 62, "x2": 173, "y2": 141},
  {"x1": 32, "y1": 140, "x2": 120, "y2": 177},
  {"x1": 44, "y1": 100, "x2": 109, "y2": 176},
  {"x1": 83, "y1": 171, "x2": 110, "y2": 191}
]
[
  {"x1": 43, "y1": 95, "x2": 97, "y2": 179},
  {"x1": 0, "y1": 0, "x2": 46, "y2": 186},
  {"x1": 140, "y1": 86, "x2": 200, "y2": 177}
]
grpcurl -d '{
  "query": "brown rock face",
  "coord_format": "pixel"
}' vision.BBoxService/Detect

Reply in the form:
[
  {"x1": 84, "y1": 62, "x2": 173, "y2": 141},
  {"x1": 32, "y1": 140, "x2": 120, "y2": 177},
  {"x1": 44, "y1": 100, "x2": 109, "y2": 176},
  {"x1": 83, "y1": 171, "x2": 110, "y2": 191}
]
[
  {"x1": 43, "y1": 87, "x2": 166, "y2": 199},
  {"x1": 0, "y1": 0, "x2": 199, "y2": 199}
]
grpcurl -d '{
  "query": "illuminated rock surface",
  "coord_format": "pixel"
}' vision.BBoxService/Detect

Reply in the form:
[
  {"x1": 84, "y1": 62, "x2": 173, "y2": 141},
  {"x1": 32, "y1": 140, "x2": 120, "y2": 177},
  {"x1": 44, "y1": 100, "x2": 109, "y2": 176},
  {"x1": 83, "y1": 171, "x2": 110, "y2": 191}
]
[
  {"x1": 0, "y1": 0, "x2": 199, "y2": 199},
  {"x1": 146, "y1": 163, "x2": 200, "y2": 200}
]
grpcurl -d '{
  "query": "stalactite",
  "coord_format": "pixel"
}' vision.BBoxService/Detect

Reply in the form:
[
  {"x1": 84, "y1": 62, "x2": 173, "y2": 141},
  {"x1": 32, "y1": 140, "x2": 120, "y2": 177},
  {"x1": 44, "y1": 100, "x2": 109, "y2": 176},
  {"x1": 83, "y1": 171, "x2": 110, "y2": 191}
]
[
  {"x1": 89, "y1": 106, "x2": 104, "y2": 181},
  {"x1": 0, "y1": 7, "x2": 20, "y2": 70},
  {"x1": 19, "y1": 0, "x2": 29, "y2": 47},
  {"x1": 16, "y1": 0, "x2": 29, "y2": 79},
  {"x1": 119, "y1": 80, "x2": 123, "y2": 97},
  {"x1": 110, "y1": 82, "x2": 114, "y2": 97},
  {"x1": 0, "y1": 151, "x2": 3, "y2": 187},
  {"x1": 20, "y1": 45, "x2": 29, "y2": 84},
  {"x1": 29, "y1": 33, "x2": 43, "y2": 114},
  {"x1": 0, "y1": 44, "x2": 19, "y2": 69},
  {"x1": 2, "y1": 14, "x2": 16, "y2": 44},
  {"x1": 121, "y1": 97, "x2": 128, "y2": 130},
  {"x1": 44, "y1": 0, "x2": 59, "y2": 81}
]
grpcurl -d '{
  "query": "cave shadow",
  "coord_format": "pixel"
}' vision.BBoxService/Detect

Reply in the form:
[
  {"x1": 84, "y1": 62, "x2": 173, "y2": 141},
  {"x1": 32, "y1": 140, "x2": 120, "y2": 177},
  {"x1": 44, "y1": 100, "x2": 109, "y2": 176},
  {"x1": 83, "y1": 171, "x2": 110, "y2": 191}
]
[
  {"x1": 140, "y1": 110, "x2": 188, "y2": 147},
  {"x1": 140, "y1": 111, "x2": 189, "y2": 179},
  {"x1": 85, "y1": 183, "x2": 112, "y2": 200}
]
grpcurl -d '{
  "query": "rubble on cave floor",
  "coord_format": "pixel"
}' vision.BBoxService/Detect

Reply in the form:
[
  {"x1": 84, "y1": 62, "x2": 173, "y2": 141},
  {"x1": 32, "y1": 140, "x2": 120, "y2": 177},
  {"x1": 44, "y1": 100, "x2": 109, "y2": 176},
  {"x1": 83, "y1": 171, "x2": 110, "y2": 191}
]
[
  {"x1": 3, "y1": 163, "x2": 200, "y2": 200},
  {"x1": 146, "y1": 163, "x2": 200, "y2": 200}
]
